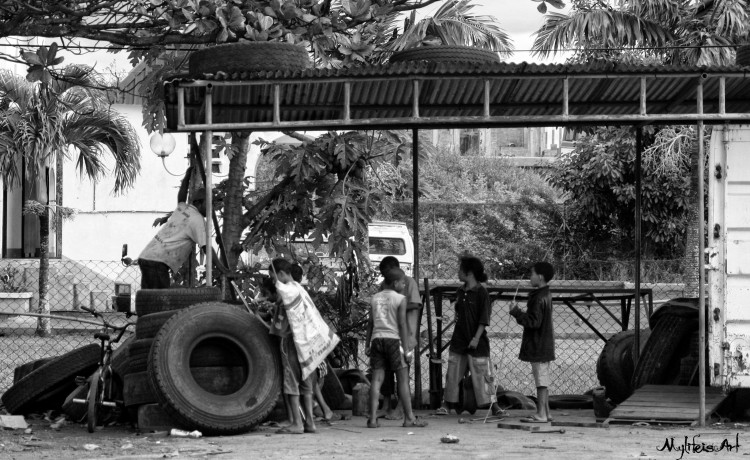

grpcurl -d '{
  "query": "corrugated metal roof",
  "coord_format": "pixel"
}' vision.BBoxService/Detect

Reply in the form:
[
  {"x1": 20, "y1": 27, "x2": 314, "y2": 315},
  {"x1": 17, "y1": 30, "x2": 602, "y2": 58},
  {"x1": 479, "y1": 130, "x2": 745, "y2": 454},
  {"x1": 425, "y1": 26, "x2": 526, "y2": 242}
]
[{"x1": 162, "y1": 61, "x2": 750, "y2": 131}]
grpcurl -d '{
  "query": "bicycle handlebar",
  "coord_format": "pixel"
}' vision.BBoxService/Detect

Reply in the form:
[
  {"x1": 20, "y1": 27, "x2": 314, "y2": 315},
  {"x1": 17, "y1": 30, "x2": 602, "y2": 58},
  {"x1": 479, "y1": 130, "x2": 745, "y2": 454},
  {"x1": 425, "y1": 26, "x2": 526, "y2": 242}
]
[{"x1": 79, "y1": 307, "x2": 134, "y2": 335}]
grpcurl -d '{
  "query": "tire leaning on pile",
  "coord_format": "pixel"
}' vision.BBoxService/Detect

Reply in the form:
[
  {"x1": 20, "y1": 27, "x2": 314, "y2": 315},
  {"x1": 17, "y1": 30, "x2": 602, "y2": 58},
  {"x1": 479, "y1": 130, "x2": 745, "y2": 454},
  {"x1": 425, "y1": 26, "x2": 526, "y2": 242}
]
[
  {"x1": 147, "y1": 302, "x2": 282, "y2": 435},
  {"x1": 135, "y1": 287, "x2": 221, "y2": 316}
]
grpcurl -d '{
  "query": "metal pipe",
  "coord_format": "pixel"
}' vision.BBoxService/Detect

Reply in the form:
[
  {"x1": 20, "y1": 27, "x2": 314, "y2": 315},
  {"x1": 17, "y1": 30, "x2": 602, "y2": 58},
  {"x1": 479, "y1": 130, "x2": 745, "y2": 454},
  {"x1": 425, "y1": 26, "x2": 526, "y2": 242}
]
[
  {"x1": 412, "y1": 80, "x2": 420, "y2": 118},
  {"x1": 698, "y1": 120, "x2": 707, "y2": 426},
  {"x1": 563, "y1": 78, "x2": 569, "y2": 117},
  {"x1": 413, "y1": 127, "x2": 419, "y2": 281},
  {"x1": 205, "y1": 85, "x2": 213, "y2": 287},
  {"x1": 344, "y1": 82, "x2": 351, "y2": 122},
  {"x1": 484, "y1": 80, "x2": 491, "y2": 118},
  {"x1": 177, "y1": 87, "x2": 185, "y2": 127},
  {"x1": 171, "y1": 113, "x2": 750, "y2": 132},
  {"x1": 634, "y1": 127, "x2": 643, "y2": 358},
  {"x1": 273, "y1": 84, "x2": 281, "y2": 125},
  {"x1": 697, "y1": 81, "x2": 704, "y2": 115},
  {"x1": 640, "y1": 77, "x2": 647, "y2": 115},
  {"x1": 719, "y1": 77, "x2": 726, "y2": 114}
]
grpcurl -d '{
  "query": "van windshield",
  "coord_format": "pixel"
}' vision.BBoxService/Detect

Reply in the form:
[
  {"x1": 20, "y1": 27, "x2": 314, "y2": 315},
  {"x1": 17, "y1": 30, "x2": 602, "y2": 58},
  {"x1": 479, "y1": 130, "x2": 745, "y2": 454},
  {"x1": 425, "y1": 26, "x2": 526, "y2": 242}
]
[{"x1": 369, "y1": 237, "x2": 406, "y2": 255}]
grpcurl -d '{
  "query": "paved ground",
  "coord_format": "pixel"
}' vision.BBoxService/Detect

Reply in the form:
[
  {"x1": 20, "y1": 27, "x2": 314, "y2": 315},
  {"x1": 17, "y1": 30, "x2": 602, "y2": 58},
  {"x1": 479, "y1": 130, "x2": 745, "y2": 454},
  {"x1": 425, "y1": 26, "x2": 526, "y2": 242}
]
[{"x1": 0, "y1": 409, "x2": 747, "y2": 459}]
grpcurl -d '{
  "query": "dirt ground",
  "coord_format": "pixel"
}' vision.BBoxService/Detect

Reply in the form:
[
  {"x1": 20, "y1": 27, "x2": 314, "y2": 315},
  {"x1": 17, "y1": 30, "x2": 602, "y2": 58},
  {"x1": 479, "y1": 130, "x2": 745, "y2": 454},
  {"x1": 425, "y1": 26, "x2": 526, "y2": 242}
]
[{"x1": 1, "y1": 409, "x2": 748, "y2": 460}]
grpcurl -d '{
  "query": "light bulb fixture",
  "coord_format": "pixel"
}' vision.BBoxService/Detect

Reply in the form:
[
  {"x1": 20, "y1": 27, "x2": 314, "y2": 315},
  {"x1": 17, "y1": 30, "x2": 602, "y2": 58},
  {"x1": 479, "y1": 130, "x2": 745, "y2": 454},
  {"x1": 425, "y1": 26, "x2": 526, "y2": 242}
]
[{"x1": 149, "y1": 132, "x2": 176, "y2": 158}]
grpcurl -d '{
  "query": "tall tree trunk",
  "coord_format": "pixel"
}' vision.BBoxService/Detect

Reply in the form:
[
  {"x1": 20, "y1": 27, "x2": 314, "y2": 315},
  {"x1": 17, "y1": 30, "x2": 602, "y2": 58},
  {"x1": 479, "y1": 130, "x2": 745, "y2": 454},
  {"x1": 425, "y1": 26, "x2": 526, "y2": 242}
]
[
  {"x1": 55, "y1": 151, "x2": 63, "y2": 258},
  {"x1": 36, "y1": 209, "x2": 51, "y2": 337},
  {"x1": 223, "y1": 132, "x2": 250, "y2": 271},
  {"x1": 685, "y1": 145, "x2": 700, "y2": 297}
]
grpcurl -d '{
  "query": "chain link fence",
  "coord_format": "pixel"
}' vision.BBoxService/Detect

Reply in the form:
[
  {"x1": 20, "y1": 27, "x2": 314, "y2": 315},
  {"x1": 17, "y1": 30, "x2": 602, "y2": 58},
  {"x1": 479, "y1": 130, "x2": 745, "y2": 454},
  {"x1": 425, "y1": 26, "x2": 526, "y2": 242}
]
[
  {"x1": 0, "y1": 254, "x2": 695, "y2": 406},
  {"x1": 0, "y1": 259, "x2": 138, "y2": 393}
]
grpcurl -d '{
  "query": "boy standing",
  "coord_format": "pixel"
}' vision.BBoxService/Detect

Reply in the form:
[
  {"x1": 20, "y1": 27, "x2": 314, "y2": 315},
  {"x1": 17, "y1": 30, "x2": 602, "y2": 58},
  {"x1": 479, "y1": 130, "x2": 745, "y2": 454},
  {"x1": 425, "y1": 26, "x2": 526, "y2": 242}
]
[
  {"x1": 365, "y1": 269, "x2": 427, "y2": 429},
  {"x1": 377, "y1": 256, "x2": 421, "y2": 420},
  {"x1": 269, "y1": 258, "x2": 316, "y2": 434},
  {"x1": 510, "y1": 261, "x2": 556, "y2": 423}
]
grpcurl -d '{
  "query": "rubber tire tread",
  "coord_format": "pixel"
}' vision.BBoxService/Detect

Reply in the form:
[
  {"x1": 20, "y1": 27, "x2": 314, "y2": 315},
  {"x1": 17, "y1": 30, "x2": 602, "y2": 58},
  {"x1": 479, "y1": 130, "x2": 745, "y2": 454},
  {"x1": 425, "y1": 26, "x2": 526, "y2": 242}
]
[
  {"x1": 548, "y1": 394, "x2": 594, "y2": 410},
  {"x1": 738, "y1": 45, "x2": 750, "y2": 66},
  {"x1": 136, "y1": 310, "x2": 180, "y2": 339},
  {"x1": 632, "y1": 314, "x2": 697, "y2": 389},
  {"x1": 148, "y1": 302, "x2": 282, "y2": 435},
  {"x1": 128, "y1": 339, "x2": 154, "y2": 375},
  {"x1": 189, "y1": 42, "x2": 310, "y2": 76},
  {"x1": 13, "y1": 357, "x2": 54, "y2": 384},
  {"x1": 321, "y1": 362, "x2": 347, "y2": 409},
  {"x1": 123, "y1": 371, "x2": 158, "y2": 407},
  {"x1": 111, "y1": 334, "x2": 133, "y2": 378},
  {"x1": 61, "y1": 384, "x2": 88, "y2": 423},
  {"x1": 1, "y1": 344, "x2": 101, "y2": 414},
  {"x1": 390, "y1": 46, "x2": 501, "y2": 64},
  {"x1": 596, "y1": 329, "x2": 650, "y2": 404},
  {"x1": 136, "y1": 287, "x2": 221, "y2": 316}
]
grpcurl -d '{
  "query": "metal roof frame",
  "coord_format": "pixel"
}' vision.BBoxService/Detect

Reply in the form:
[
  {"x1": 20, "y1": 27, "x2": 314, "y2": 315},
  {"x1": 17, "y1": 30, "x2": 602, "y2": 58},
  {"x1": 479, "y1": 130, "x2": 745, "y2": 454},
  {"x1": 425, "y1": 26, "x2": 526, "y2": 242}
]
[{"x1": 163, "y1": 62, "x2": 750, "y2": 425}]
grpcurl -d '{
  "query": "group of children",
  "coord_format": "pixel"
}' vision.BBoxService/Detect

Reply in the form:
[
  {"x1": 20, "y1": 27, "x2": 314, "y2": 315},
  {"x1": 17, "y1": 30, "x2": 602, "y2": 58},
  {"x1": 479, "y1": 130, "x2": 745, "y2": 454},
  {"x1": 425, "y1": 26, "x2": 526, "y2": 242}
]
[{"x1": 262, "y1": 254, "x2": 556, "y2": 432}]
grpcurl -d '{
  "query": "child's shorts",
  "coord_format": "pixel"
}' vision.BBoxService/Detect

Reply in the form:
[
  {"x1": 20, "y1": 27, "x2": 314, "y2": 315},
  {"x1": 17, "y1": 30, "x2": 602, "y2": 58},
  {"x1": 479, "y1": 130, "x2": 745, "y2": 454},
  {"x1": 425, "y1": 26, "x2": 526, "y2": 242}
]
[
  {"x1": 531, "y1": 362, "x2": 551, "y2": 388},
  {"x1": 444, "y1": 352, "x2": 494, "y2": 407},
  {"x1": 370, "y1": 338, "x2": 406, "y2": 372},
  {"x1": 280, "y1": 335, "x2": 313, "y2": 396}
]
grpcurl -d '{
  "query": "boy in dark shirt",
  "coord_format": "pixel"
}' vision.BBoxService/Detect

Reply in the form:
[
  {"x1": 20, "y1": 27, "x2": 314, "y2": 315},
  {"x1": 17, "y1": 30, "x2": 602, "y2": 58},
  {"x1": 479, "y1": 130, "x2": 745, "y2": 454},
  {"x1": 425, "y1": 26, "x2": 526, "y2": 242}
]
[{"x1": 510, "y1": 261, "x2": 555, "y2": 423}]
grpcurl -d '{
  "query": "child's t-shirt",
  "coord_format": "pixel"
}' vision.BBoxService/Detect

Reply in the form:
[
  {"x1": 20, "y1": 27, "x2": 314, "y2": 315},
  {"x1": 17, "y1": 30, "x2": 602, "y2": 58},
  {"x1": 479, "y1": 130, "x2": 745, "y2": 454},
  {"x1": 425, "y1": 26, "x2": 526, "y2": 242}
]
[{"x1": 370, "y1": 289, "x2": 405, "y2": 341}]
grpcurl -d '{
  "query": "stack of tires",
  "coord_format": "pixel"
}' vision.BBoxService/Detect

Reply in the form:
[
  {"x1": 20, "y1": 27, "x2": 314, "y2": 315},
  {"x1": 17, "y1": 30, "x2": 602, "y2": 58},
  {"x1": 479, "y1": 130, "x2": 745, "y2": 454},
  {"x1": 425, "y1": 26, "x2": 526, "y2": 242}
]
[
  {"x1": 124, "y1": 288, "x2": 282, "y2": 435},
  {"x1": 596, "y1": 298, "x2": 702, "y2": 411}
]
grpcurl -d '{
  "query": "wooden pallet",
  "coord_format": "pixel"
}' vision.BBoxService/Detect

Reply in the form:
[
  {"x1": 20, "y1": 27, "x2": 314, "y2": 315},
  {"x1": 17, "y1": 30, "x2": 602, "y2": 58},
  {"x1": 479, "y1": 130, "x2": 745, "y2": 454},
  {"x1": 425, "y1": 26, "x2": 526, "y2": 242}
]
[{"x1": 604, "y1": 385, "x2": 726, "y2": 425}]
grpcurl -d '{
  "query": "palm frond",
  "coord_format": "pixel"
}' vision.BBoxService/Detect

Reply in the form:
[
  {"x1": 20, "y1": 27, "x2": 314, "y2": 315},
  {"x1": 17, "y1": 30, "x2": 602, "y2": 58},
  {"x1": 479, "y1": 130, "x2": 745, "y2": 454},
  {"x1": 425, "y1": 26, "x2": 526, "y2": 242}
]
[
  {"x1": 62, "y1": 108, "x2": 141, "y2": 194},
  {"x1": 532, "y1": 10, "x2": 674, "y2": 59}
]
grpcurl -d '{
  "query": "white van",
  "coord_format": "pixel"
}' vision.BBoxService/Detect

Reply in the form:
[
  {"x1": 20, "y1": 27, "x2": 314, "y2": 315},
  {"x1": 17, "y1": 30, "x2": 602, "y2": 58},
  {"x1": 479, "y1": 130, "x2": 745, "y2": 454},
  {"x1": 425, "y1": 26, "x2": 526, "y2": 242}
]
[
  {"x1": 367, "y1": 221, "x2": 415, "y2": 277},
  {"x1": 243, "y1": 221, "x2": 415, "y2": 277}
]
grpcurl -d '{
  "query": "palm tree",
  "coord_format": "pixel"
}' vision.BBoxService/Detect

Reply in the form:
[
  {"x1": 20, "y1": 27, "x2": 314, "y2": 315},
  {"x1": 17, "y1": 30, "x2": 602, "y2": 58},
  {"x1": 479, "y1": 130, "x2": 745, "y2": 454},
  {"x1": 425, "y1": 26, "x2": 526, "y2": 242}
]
[
  {"x1": 532, "y1": 0, "x2": 750, "y2": 295},
  {"x1": 533, "y1": 0, "x2": 749, "y2": 65},
  {"x1": 384, "y1": 0, "x2": 513, "y2": 54},
  {"x1": 0, "y1": 58, "x2": 141, "y2": 336}
]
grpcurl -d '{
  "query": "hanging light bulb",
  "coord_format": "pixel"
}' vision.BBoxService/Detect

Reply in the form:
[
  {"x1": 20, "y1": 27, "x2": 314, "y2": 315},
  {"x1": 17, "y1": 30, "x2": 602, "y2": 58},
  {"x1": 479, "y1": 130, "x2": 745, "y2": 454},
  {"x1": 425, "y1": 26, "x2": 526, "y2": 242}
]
[{"x1": 149, "y1": 132, "x2": 176, "y2": 158}]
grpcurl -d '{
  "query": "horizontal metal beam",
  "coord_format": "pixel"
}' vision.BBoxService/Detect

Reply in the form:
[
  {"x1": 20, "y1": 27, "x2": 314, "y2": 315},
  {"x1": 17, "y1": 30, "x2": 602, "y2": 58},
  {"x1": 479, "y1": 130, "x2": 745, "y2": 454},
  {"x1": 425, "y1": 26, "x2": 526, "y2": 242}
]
[
  {"x1": 172, "y1": 112, "x2": 750, "y2": 132},
  {"x1": 170, "y1": 71, "x2": 750, "y2": 88}
]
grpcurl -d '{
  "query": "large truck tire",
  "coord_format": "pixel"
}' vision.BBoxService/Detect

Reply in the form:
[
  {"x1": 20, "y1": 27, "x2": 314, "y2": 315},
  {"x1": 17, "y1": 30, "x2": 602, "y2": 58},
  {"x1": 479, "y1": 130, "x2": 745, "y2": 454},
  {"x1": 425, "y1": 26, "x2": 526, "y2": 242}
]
[
  {"x1": 111, "y1": 334, "x2": 133, "y2": 379},
  {"x1": 135, "y1": 287, "x2": 221, "y2": 316},
  {"x1": 136, "y1": 310, "x2": 180, "y2": 339},
  {"x1": 390, "y1": 45, "x2": 501, "y2": 65},
  {"x1": 123, "y1": 371, "x2": 158, "y2": 407},
  {"x1": 189, "y1": 42, "x2": 310, "y2": 75},
  {"x1": 632, "y1": 314, "x2": 697, "y2": 389},
  {"x1": 1, "y1": 344, "x2": 100, "y2": 414},
  {"x1": 13, "y1": 357, "x2": 55, "y2": 384},
  {"x1": 128, "y1": 339, "x2": 154, "y2": 375},
  {"x1": 596, "y1": 329, "x2": 650, "y2": 404},
  {"x1": 148, "y1": 302, "x2": 281, "y2": 435}
]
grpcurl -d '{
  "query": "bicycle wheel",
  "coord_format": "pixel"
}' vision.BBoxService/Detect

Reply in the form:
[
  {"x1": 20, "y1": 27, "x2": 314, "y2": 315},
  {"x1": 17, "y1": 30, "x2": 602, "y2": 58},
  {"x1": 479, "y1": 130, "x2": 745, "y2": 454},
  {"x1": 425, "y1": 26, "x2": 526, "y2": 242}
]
[{"x1": 87, "y1": 369, "x2": 103, "y2": 433}]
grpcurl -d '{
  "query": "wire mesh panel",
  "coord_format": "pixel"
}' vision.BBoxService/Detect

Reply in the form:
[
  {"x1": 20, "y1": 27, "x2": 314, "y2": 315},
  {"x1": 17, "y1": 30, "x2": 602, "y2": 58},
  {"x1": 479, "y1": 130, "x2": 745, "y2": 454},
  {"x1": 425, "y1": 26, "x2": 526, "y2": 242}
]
[{"x1": 0, "y1": 259, "x2": 137, "y2": 393}]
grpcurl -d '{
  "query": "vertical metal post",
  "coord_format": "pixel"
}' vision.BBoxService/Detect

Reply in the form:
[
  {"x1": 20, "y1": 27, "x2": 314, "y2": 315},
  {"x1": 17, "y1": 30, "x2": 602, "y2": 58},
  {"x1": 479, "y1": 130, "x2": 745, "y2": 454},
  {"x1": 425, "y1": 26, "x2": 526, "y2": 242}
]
[
  {"x1": 413, "y1": 128, "x2": 419, "y2": 280},
  {"x1": 698, "y1": 120, "x2": 707, "y2": 426},
  {"x1": 634, "y1": 127, "x2": 643, "y2": 356},
  {"x1": 483, "y1": 80, "x2": 491, "y2": 118},
  {"x1": 344, "y1": 82, "x2": 351, "y2": 122},
  {"x1": 562, "y1": 78, "x2": 569, "y2": 117},
  {"x1": 204, "y1": 86, "x2": 213, "y2": 287},
  {"x1": 273, "y1": 84, "x2": 281, "y2": 126},
  {"x1": 640, "y1": 77, "x2": 647, "y2": 115},
  {"x1": 177, "y1": 87, "x2": 185, "y2": 128},
  {"x1": 719, "y1": 77, "x2": 726, "y2": 115},
  {"x1": 412, "y1": 80, "x2": 420, "y2": 118}
]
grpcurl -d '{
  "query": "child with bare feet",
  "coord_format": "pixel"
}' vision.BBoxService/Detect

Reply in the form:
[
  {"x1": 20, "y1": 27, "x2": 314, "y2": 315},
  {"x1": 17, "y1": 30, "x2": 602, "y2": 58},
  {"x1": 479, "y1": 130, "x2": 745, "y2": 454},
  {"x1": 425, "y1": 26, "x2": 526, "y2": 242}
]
[
  {"x1": 510, "y1": 262, "x2": 556, "y2": 424},
  {"x1": 269, "y1": 258, "x2": 317, "y2": 435},
  {"x1": 365, "y1": 268, "x2": 427, "y2": 429}
]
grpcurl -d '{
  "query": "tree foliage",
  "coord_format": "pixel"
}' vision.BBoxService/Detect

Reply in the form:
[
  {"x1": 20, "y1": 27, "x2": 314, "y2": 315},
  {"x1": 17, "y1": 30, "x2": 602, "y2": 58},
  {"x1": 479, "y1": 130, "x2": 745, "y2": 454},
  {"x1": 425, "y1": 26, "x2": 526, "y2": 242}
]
[
  {"x1": 546, "y1": 126, "x2": 693, "y2": 259},
  {"x1": 533, "y1": 0, "x2": 750, "y2": 65}
]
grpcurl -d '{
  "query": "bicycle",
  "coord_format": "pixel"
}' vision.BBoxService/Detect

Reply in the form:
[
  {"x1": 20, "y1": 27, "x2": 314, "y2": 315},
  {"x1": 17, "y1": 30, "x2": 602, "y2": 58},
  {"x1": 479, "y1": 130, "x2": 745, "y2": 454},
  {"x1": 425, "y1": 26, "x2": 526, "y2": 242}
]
[{"x1": 72, "y1": 306, "x2": 135, "y2": 432}]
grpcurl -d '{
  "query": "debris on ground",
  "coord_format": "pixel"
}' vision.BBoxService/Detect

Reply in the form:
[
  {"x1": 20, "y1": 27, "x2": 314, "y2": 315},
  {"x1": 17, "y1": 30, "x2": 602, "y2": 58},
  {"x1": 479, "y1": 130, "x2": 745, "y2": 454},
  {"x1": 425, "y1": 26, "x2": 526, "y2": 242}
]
[
  {"x1": 83, "y1": 444, "x2": 100, "y2": 451},
  {"x1": 440, "y1": 434, "x2": 459, "y2": 444},
  {"x1": 169, "y1": 428, "x2": 202, "y2": 438},
  {"x1": 0, "y1": 414, "x2": 28, "y2": 430}
]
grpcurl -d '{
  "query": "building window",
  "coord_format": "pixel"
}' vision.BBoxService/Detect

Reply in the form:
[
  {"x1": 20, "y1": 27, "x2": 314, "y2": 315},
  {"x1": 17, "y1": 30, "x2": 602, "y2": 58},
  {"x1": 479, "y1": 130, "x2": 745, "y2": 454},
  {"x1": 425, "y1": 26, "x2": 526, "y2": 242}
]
[{"x1": 460, "y1": 129, "x2": 481, "y2": 155}]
